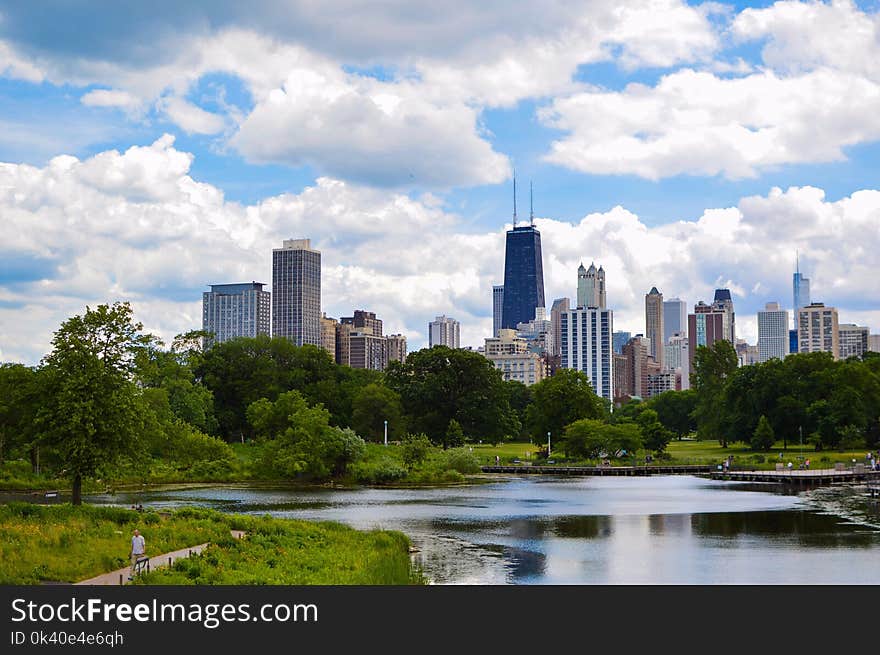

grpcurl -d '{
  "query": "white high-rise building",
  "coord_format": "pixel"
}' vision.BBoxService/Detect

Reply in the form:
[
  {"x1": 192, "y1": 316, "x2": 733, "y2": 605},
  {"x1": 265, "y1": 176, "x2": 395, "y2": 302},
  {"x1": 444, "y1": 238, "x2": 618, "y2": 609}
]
[
  {"x1": 664, "y1": 332, "x2": 690, "y2": 390},
  {"x1": 576, "y1": 262, "x2": 606, "y2": 308},
  {"x1": 869, "y1": 334, "x2": 880, "y2": 353},
  {"x1": 492, "y1": 285, "x2": 504, "y2": 337},
  {"x1": 202, "y1": 282, "x2": 271, "y2": 349},
  {"x1": 560, "y1": 307, "x2": 614, "y2": 402},
  {"x1": 272, "y1": 238, "x2": 321, "y2": 346},
  {"x1": 798, "y1": 303, "x2": 839, "y2": 359},
  {"x1": 429, "y1": 315, "x2": 460, "y2": 348},
  {"x1": 839, "y1": 323, "x2": 869, "y2": 359},
  {"x1": 757, "y1": 302, "x2": 790, "y2": 362},
  {"x1": 663, "y1": 298, "x2": 687, "y2": 344}
]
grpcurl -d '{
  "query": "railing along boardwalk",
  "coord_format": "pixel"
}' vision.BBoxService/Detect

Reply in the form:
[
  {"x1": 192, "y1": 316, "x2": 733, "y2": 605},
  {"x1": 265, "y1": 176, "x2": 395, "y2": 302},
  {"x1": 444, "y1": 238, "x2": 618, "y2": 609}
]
[
  {"x1": 480, "y1": 464, "x2": 712, "y2": 476},
  {"x1": 709, "y1": 468, "x2": 880, "y2": 486}
]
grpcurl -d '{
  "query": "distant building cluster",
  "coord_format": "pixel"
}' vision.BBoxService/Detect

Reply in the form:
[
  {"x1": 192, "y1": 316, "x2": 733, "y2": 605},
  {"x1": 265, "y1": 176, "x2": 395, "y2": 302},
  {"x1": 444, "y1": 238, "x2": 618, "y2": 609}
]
[
  {"x1": 201, "y1": 238, "x2": 407, "y2": 371},
  {"x1": 200, "y1": 193, "x2": 878, "y2": 392}
]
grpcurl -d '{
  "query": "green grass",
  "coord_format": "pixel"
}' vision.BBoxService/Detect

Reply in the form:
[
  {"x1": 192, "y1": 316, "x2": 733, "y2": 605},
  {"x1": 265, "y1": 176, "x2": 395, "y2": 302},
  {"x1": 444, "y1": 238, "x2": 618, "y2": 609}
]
[
  {"x1": 468, "y1": 439, "x2": 875, "y2": 471},
  {"x1": 0, "y1": 504, "x2": 421, "y2": 585},
  {"x1": 665, "y1": 440, "x2": 873, "y2": 470},
  {"x1": 0, "y1": 503, "x2": 230, "y2": 584},
  {"x1": 137, "y1": 514, "x2": 423, "y2": 585}
]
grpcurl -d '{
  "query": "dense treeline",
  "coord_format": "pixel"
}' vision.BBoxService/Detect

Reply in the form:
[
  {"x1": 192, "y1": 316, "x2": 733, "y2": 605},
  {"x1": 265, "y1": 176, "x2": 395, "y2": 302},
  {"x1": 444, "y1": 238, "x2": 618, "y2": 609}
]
[
  {"x1": 620, "y1": 341, "x2": 880, "y2": 452},
  {"x1": 6, "y1": 303, "x2": 875, "y2": 499}
]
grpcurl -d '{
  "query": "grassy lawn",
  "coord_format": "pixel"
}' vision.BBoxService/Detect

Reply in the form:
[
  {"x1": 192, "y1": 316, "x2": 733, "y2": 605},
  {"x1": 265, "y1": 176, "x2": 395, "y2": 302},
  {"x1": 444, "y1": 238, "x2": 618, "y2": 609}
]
[
  {"x1": 0, "y1": 504, "x2": 420, "y2": 585},
  {"x1": 469, "y1": 439, "x2": 874, "y2": 471},
  {"x1": 137, "y1": 515, "x2": 423, "y2": 585}
]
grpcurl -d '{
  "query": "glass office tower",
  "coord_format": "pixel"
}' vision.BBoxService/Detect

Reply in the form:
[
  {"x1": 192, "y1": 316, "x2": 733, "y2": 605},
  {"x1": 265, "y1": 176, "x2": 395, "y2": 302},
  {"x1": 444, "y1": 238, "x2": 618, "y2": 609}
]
[{"x1": 500, "y1": 225, "x2": 545, "y2": 330}]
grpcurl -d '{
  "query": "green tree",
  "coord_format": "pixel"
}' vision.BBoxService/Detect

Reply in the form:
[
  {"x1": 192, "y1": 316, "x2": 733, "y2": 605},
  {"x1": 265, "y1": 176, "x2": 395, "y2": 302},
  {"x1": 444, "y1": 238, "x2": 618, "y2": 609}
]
[
  {"x1": 646, "y1": 389, "x2": 697, "y2": 439},
  {"x1": 351, "y1": 383, "x2": 405, "y2": 442},
  {"x1": 197, "y1": 336, "x2": 337, "y2": 439},
  {"x1": 751, "y1": 415, "x2": 775, "y2": 451},
  {"x1": 562, "y1": 419, "x2": 642, "y2": 459},
  {"x1": 400, "y1": 433, "x2": 433, "y2": 468},
  {"x1": 691, "y1": 340, "x2": 738, "y2": 447},
  {"x1": 637, "y1": 409, "x2": 673, "y2": 454},
  {"x1": 36, "y1": 302, "x2": 149, "y2": 504},
  {"x1": 524, "y1": 369, "x2": 604, "y2": 443},
  {"x1": 259, "y1": 398, "x2": 366, "y2": 479},
  {"x1": 385, "y1": 346, "x2": 518, "y2": 445},
  {"x1": 444, "y1": 419, "x2": 465, "y2": 449},
  {"x1": 0, "y1": 364, "x2": 41, "y2": 465}
]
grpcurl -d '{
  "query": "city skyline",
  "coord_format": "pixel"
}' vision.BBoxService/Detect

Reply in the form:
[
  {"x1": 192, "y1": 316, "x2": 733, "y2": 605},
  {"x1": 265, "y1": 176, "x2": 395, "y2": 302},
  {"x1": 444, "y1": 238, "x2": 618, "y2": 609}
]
[{"x1": 4, "y1": 1, "x2": 880, "y2": 364}]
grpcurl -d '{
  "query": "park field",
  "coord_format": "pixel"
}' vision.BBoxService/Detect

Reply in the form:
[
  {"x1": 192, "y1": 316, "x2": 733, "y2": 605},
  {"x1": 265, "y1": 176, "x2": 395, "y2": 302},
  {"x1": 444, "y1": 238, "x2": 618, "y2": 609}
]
[
  {"x1": 470, "y1": 439, "x2": 874, "y2": 470},
  {"x1": 0, "y1": 503, "x2": 421, "y2": 585}
]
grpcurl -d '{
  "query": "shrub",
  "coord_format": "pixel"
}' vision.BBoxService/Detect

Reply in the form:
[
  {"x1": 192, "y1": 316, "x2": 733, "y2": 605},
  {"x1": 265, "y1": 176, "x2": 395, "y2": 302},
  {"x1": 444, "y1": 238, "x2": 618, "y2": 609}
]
[
  {"x1": 349, "y1": 458, "x2": 408, "y2": 484},
  {"x1": 400, "y1": 433, "x2": 433, "y2": 468},
  {"x1": 442, "y1": 448, "x2": 481, "y2": 474}
]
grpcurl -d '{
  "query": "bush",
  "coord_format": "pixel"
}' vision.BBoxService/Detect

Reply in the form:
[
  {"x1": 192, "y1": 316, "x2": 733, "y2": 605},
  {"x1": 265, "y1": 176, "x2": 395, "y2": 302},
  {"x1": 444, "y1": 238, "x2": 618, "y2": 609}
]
[
  {"x1": 400, "y1": 433, "x2": 433, "y2": 468},
  {"x1": 750, "y1": 454, "x2": 766, "y2": 464},
  {"x1": 349, "y1": 458, "x2": 408, "y2": 484},
  {"x1": 441, "y1": 448, "x2": 481, "y2": 474}
]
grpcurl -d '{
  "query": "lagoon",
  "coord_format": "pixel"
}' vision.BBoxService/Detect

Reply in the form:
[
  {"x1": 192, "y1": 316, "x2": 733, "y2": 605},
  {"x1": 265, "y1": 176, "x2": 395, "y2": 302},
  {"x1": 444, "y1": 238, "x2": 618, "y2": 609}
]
[{"x1": 88, "y1": 475, "x2": 880, "y2": 584}]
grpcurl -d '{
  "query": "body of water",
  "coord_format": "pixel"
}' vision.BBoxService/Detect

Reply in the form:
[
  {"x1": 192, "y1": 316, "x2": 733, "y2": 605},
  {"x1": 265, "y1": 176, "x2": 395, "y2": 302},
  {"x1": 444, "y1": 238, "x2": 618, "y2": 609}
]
[{"x1": 87, "y1": 475, "x2": 880, "y2": 584}]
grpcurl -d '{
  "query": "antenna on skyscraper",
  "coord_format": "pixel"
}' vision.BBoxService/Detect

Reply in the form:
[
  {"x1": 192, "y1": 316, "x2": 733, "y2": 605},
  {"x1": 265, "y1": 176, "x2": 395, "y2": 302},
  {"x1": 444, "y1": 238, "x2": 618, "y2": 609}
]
[
  {"x1": 530, "y1": 181, "x2": 534, "y2": 226},
  {"x1": 512, "y1": 170, "x2": 517, "y2": 227}
]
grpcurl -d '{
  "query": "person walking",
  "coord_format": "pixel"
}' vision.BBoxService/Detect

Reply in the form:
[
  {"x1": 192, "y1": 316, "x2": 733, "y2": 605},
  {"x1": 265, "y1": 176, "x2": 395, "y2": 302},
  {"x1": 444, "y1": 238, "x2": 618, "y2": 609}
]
[{"x1": 129, "y1": 529, "x2": 146, "y2": 580}]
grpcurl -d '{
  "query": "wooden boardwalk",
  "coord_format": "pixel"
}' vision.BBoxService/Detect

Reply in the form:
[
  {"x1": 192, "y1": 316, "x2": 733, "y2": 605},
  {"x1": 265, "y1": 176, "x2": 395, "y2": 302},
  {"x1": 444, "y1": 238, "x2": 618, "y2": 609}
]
[
  {"x1": 480, "y1": 464, "x2": 712, "y2": 476},
  {"x1": 709, "y1": 468, "x2": 880, "y2": 486},
  {"x1": 76, "y1": 530, "x2": 245, "y2": 586}
]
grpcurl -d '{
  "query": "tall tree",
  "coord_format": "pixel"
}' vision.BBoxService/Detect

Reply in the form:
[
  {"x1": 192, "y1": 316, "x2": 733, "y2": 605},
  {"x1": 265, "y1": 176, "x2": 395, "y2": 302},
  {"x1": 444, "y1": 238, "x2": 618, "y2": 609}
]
[
  {"x1": 385, "y1": 346, "x2": 518, "y2": 445},
  {"x1": 351, "y1": 383, "x2": 405, "y2": 442},
  {"x1": 36, "y1": 302, "x2": 149, "y2": 504},
  {"x1": 0, "y1": 364, "x2": 41, "y2": 465},
  {"x1": 524, "y1": 369, "x2": 604, "y2": 444},
  {"x1": 691, "y1": 340, "x2": 738, "y2": 447}
]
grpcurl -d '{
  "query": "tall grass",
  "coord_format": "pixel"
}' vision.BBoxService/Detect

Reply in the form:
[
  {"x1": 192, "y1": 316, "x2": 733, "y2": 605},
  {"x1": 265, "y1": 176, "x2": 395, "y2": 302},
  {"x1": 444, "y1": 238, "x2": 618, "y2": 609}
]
[{"x1": 0, "y1": 504, "x2": 422, "y2": 585}]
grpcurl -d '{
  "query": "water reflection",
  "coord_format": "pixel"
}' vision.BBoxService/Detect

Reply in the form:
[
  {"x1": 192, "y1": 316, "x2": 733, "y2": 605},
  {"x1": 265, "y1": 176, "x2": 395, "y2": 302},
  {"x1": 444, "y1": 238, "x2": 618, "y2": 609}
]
[{"x1": 86, "y1": 476, "x2": 880, "y2": 584}]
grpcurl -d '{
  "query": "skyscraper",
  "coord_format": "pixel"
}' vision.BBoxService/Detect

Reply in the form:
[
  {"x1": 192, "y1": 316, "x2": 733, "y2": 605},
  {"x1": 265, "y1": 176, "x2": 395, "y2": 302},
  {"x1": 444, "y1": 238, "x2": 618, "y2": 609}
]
[
  {"x1": 429, "y1": 315, "x2": 460, "y2": 348},
  {"x1": 664, "y1": 332, "x2": 690, "y2": 390},
  {"x1": 663, "y1": 298, "x2": 687, "y2": 344},
  {"x1": 576, "y1": 262, "x2": 605, "y2": 308},
  {"x1": 645, "y1": 287, "x2": 664, "y2": 369},
  {"x1": 838, "y1": 323, "x2": 869, "y2": 359},
  {"x1": 757, "y1": 302, "x2": 789, "y2": 362},
  {"x1": 500, "y1": 219, "x2": 544, "y2": 329},
  {"x1": 386, "y1": 334, "x2": 408, "y2": 364},
  {"x1": 797, "y1": 303, "x2": 839, "y2": 359},
  {"x1": 320, "y1": 313, "x2": 338, "y2": 360},
  {"x1": 712, "y1": 288, "x2": 735, "y2": 343},
  {"x1": 793, "y1": 253, "x2": 811, "y2": 318},
  {"x1": 272, "y1": 238, "x2": 321, "y2": 346},
  {"x1": 549, "y1": 298, "x2": 570, "y2": 357},
  {"x1": 341, "y1": 310, "x2": 383, "y2": 336},
  {"x1": 612, "y1": 331, "x2": 632, "y2": 355},
  {"x1": 560, "y1": 307, "x2": 614, "y2": 402},
  {"x1": 202, "y1": 282, "x2": 270, "y2": 349},
  {"x1": 688, "y1": 302, "x2": 725, "y2": 366},
  {"x1": 492, "y1": 285, "x2": 504, "y2": 337}
]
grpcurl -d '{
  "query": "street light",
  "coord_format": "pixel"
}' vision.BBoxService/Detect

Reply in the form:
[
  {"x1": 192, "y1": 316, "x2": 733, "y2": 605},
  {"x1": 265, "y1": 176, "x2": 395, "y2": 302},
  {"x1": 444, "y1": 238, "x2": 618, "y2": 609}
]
[
  {"x1": 384, "y1": 419, "x2": 388, "y2": 447},
  {"x1": 547, "y1": 431, "x2": 551, "y2": 458}
]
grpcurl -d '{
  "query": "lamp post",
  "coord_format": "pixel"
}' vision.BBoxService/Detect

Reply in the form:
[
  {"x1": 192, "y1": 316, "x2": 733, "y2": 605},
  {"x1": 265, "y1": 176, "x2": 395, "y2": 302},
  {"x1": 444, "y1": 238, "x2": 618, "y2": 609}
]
[
  {"x1": 547, "y1": 431, "x2": 551, "y2": 458},
  {"x1": 384, "y1": 420, "x2": 388, "y2": 447}
]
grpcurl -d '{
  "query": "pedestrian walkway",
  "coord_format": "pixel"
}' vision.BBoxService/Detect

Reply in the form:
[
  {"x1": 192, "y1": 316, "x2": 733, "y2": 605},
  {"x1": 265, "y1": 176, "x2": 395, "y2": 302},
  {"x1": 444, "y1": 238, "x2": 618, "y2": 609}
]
[{"x1": 76, "y1": 530, "x2": 245, "y2": 586}]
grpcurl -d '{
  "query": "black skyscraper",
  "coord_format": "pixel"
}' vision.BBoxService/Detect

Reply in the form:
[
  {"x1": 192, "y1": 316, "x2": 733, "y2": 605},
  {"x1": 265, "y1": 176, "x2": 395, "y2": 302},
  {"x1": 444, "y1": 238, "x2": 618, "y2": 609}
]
[{"x1": 501, "y1": 225, "x2": 545, "y2": 329}]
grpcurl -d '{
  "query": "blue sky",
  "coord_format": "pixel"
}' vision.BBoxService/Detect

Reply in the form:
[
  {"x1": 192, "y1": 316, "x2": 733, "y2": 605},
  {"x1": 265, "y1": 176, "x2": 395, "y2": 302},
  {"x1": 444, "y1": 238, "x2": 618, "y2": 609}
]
[{"x1": 1, "y1": 0, "x2": 880, "y2": 363}]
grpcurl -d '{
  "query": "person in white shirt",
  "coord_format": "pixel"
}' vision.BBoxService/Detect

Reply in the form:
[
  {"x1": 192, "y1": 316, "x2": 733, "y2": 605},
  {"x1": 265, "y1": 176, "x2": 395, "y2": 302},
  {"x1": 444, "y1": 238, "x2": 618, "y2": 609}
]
[{"x1": 129, "y1": 529, "x2": 146, "y2": 579}]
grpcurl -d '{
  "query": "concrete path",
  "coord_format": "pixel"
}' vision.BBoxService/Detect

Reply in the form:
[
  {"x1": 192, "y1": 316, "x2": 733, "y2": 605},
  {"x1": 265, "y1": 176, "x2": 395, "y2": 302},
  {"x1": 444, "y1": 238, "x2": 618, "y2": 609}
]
[{"x1": 76, "y1": 530, "x2": 245, "y2": 586}]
